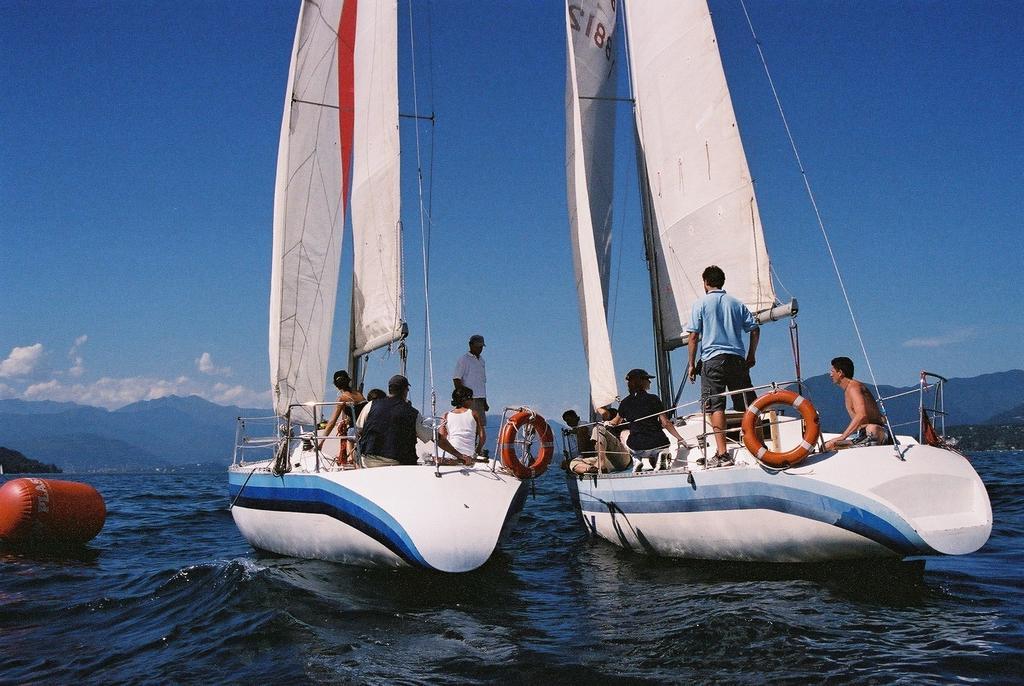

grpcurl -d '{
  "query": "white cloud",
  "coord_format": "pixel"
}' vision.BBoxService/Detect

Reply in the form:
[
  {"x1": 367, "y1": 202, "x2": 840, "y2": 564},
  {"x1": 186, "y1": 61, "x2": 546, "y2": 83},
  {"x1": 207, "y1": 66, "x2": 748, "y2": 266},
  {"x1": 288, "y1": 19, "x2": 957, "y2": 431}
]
[
  {"x1": 68, "y1": 335, "x2": 88, "y2": 378},
  {"x1": 902, "y1": 327, "x2": 976, "y2": 349},
  {"x1": 211, "y1": 382, "x2": 270, "y2": 408},
  {"x1": 19, "y1": 375, "x2": 268, "y2": 410},
  {"x1": 0, "y1": 343, "x2": 44, "y2": 378},
  {"x1": 0, "y1": 382, "x2": 16, "y2": 399},
  {"x1": 196, "y1": 352, "x2": 231, "y2": 376}
]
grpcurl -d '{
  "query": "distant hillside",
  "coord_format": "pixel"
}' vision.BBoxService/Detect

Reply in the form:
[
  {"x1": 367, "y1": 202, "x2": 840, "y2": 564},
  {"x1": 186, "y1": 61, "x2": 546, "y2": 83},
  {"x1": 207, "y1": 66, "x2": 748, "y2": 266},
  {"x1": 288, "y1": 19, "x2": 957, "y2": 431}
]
[
  {"x1": 0, "y1": 446, "x2": 61, "y2": 474},
  {"x1": 9, "y1": 434, "x2": 169, "y2": 473},
  {"x1": 947, "y1": 425, "x2": 1024, "y2": 451},
  {"x1": 799, "y1": 370, "x2": 1024, "y2": 434},
  {"x1": 986, "y1": 403, "x2": 1024, "y2": 425},
  {"x1": 0, "y1": 395, "x2": 270, "y2": 472}
]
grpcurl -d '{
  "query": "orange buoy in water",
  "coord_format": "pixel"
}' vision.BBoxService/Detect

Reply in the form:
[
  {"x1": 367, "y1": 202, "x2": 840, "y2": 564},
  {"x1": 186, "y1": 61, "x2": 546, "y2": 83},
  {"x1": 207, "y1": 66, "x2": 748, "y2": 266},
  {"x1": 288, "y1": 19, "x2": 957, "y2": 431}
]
[{"x1": 0, "y1": 478, "x2": 106, "y2": 546}]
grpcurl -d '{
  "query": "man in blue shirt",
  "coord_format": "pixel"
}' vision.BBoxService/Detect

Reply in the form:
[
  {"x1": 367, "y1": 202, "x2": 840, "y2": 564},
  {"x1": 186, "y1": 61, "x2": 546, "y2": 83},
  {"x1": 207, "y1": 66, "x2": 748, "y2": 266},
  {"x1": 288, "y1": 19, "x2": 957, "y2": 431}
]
[{"x1": 686, "y1": 265, "x2": 760, "y2": 467}]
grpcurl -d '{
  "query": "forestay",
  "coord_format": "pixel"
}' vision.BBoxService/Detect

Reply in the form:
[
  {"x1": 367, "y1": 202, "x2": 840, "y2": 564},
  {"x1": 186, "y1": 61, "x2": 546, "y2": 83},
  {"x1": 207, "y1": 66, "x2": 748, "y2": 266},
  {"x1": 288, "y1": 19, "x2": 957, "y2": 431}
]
[
  {"x1": 565, "y1": 0, "x2": 620, "y2": 409},
  {"x1": 624, "y1": 0, "x2": 778, "y2": 350}
]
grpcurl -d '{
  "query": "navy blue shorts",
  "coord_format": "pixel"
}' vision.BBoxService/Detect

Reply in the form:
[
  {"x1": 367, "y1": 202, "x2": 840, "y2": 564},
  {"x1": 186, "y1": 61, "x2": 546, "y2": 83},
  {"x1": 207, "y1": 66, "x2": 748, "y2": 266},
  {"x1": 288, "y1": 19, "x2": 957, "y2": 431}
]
[{"x1": 700, "y1": 354, "x2": 756, "y2": 413}]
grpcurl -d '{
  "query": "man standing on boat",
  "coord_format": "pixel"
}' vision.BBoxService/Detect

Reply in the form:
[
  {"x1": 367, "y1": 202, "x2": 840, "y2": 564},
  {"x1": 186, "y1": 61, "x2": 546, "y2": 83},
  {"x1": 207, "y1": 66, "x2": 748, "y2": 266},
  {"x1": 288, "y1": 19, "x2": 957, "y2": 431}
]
[
  {"x1": 824, "y1": 356, "x2": 890, "y2": 449},
  {"x1": 359, "y1": 375, "x2": 472, "y2": 468},
  {"x1": 686, "y1": 265, "x2": 760, "y2": 467},
  {"x1": 453, "y1": 334, "x2": 489, "y2": 448}
]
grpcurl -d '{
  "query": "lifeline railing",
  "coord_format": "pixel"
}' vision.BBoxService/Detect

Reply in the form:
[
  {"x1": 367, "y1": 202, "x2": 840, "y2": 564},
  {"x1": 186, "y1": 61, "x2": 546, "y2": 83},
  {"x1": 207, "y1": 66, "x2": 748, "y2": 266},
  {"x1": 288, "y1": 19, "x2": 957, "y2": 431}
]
[
  {"x1": 876, "y1": 371, "x2": 949, "y2": 444},
  {"x1": 694, "y1": 380, "x2": 807, "y2": 453},
  {"x1": 235, "y1": 400, "x2": 492, "y2": 474},
  {"x1": 558, "y1": 381, "x2": 809, "y2": 466},
  {"x1": 233, "y1": 402, "x2": 358, "y2": 473}
]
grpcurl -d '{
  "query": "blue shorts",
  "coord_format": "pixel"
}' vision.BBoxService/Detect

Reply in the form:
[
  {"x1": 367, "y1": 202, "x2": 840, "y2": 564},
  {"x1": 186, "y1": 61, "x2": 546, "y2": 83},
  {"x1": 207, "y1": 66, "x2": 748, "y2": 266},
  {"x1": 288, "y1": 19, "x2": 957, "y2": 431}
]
[{"x1": 700, "y1": 354, "x2": 756, "y2": 413}]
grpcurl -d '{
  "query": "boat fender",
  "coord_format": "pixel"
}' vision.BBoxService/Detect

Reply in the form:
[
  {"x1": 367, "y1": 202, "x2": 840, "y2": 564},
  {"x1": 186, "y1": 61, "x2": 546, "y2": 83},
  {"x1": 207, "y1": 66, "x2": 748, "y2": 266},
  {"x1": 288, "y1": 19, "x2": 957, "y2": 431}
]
[
  {"x1": 0, "y1": 478, "x2": 106, "y2": 547},
  {"x1": 498, "y1": 410, "x2": 554, "y2": 479},
  {"x1": 741, "y1": 390, "x2": 820, "y2": 468}
]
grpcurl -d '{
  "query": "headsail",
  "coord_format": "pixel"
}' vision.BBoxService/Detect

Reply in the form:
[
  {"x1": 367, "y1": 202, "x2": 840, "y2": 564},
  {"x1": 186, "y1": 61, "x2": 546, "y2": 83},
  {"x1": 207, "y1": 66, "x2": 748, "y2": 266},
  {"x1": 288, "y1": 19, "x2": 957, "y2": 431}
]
[
  {"x1": 624, "y1": 0, "x2": 778, "y2": 351},
  {"x1": 350, "y1": 0, "x2": 403, "y2": 358},
  {"x1": 565, "y1": 0, "x2": 620, "y2": 410},
  {"x1": 269, "y1": 0, "x2": 351, "y2": 417}
]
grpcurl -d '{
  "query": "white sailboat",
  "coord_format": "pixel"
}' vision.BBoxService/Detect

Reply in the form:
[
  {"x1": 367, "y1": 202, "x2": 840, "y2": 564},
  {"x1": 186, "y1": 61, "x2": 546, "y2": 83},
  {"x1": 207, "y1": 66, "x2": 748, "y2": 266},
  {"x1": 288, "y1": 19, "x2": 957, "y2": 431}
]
[
  {"x1": 228, "y1": 0, "x2": 549, "y2": 572},
  {"x1": 563, "y1": 0, "x2": 991, "y2": 562}
]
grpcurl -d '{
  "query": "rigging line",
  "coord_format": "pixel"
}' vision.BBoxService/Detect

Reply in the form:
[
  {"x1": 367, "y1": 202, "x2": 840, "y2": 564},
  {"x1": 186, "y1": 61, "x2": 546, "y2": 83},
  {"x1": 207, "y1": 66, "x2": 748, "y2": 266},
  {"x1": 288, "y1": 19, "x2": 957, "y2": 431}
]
[
  {"x1": 407, "y1": 0, "x2": 437, "y2": 419},
  {"x1": 737, "y1": 0, "x2": 882, "y2": 397},
  {"x1": 418, "y1": 0, "x2": 438, "y2": 410}
]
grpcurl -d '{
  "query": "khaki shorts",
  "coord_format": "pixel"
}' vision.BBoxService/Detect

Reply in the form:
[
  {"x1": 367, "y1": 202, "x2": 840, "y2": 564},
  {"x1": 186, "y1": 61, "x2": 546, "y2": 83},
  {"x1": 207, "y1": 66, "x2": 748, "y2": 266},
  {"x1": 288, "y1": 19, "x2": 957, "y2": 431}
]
[
  {"x1": 361, "y1": 453, "x2": 401, "y2": 468},
  {"x1": 569, "y1": 424, "x2": 632, "y2": 473}
]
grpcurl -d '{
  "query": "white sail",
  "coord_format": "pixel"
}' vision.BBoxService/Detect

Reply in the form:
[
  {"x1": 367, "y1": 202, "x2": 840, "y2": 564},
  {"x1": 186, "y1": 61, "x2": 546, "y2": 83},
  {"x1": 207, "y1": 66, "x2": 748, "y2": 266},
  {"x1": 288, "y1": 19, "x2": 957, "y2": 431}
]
[
  {"x1": 565, "y1": 0, "x2": 620, "y2": 410},
  {"x1": 269, "y1": 0, "x2": 350, "y2": 417},
  {"x1": 624, "y1": 0, "x2": 778, "y2": 350},
  {"x1": 350, "y1": 0, "x2": 403, "y2": 357}
]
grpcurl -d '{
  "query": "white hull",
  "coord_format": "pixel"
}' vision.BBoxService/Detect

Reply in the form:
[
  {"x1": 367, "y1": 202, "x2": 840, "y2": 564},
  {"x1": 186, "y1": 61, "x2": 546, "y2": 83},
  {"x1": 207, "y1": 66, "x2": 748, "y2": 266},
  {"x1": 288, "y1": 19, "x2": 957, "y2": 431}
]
[
  {"x1": 229, "y1": 457, "x2": 527, "y2": 572},
  {"x1": 566, "y1": 442, "x2": 991, "y2": 563}
]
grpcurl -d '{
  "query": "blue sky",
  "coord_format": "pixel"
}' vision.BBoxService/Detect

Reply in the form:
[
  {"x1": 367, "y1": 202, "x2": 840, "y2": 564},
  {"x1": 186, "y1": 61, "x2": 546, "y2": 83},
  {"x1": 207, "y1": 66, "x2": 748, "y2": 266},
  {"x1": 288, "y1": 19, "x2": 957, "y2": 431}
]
[{"x1": 2, "y1": 0, "x2": 1021, "y2": 421}]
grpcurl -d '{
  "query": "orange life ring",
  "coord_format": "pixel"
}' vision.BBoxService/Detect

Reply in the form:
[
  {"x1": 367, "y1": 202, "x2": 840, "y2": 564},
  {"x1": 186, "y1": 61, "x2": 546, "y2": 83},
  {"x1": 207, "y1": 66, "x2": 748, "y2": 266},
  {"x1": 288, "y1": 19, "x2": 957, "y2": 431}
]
[
  {"x1": 498, "y1": 410, "x2": 554, "y2": 479},
  {"x1": 741, "y1": 389, "x2": 820, "y2": 468}
]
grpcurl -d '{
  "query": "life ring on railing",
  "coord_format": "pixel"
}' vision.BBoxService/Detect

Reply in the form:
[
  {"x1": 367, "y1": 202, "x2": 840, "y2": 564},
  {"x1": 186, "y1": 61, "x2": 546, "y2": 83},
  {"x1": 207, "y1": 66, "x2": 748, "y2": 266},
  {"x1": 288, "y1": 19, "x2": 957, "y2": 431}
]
[
  {"x1": 741, "y1": 390, "x2": 820, "y2": 468},
  {"x1": 498, "y1": 410, "x2": 554, "y2": 479}
]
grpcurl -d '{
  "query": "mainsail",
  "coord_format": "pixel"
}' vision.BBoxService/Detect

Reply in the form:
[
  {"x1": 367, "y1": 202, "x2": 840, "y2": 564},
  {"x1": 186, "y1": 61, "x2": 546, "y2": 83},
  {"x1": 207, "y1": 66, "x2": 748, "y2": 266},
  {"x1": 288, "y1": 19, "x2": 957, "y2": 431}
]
[
  {"x1": 565, "y1": 0, "x2": 620, "y2": 410},
  {"x1": 270, "y1": 0, "x2": 403, "y2": 418},
  {"x1": 624, "y1": 0, "x2": 778, "y2": 351}
]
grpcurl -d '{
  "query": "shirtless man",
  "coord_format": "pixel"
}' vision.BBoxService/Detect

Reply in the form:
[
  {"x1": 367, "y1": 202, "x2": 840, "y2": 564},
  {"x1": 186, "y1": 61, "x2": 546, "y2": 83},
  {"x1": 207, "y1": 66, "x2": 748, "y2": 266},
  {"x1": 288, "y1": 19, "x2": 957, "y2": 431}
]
[{"x1": 824, "y1": 356, "x2": 889, "y2": 450}]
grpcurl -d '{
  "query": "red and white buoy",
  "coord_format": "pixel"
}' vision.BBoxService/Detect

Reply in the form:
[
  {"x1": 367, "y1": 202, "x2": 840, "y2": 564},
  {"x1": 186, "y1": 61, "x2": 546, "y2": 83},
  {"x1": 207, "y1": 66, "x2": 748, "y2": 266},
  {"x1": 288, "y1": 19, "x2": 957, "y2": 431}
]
[{"x1": 0, "y1": 478, "x2": 106, "y2": 546}]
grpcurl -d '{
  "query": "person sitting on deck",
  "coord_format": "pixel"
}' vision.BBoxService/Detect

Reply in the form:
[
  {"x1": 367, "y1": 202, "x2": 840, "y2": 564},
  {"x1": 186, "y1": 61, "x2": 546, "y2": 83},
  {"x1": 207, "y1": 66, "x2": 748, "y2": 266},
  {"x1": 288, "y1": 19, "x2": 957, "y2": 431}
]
[
  {"x1": 562, "y1": 409, "x2": 601, "y2": 474},
  {"x1": 583, "y1": 369, "x2": 688, "y2": 474},
  {"x1": 357, "y1": 374, "x2": 472, "y2": 468},
  {"x1": 439, "y1": 386, "x2": 484, "y2": 464},
  {"x1": 824, "y1": 356, "x2": 891, "y2": 450}
]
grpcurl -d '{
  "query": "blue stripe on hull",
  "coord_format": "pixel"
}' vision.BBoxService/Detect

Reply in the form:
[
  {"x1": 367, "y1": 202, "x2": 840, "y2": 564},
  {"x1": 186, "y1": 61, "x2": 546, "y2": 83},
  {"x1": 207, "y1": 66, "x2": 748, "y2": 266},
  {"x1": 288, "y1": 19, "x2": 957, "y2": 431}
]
[
  {"x1": 229, "y1": 475, "x2": 431, "y2": 568},
  {"x1": 570, "y1": 473, "x2": 929, "y2": 556}
]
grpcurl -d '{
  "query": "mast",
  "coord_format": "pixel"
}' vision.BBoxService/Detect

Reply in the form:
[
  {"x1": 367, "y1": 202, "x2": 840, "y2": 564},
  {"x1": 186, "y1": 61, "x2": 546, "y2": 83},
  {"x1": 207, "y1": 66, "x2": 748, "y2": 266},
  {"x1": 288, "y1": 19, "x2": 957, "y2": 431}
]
[
  {"x1": 633, "y1": 123, "x2": 673, "y2": 407},
  {"x1": 623, "y1": 0, "x2": 672, "y2": 407}
]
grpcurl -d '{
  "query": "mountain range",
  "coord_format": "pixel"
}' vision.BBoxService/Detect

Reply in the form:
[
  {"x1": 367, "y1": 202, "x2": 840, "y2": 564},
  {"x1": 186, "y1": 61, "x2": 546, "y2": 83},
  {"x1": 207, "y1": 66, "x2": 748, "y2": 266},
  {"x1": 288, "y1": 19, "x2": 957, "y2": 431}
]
[
  {"x1": 0, "y1": 369, "x2": 1020, "y2": 472},
  {"x1": 0, "y1": 395, "x2": 269, "y2": 472}
]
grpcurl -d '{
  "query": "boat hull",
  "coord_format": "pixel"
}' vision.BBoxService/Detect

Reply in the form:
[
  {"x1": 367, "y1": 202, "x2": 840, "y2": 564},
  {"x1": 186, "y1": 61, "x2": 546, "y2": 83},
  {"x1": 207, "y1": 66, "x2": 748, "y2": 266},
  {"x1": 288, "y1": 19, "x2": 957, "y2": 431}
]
[
  {"x1": 229, "y1": 463, "x2": 528, "y2": 572},
  {"x1": 566, "y1": 444, "x2": 991, "y2": 563}
]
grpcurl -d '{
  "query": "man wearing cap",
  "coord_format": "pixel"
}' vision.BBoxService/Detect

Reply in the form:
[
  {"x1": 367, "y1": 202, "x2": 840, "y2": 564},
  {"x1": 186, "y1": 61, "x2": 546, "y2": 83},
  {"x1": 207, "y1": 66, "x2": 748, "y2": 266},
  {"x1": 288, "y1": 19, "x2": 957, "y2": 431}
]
[
  {"x1": 686, "y1": 265, "x2": 760, "y2": 467},
  {"x1": 453, "y1": 334, "x2": 489, "y2": 446},
  {"x1": 584, "y1": 368, "x2": 686, "y2": 474},
  {"x1": 358, "y1": 374, "x2": 472, "y2": 468}
]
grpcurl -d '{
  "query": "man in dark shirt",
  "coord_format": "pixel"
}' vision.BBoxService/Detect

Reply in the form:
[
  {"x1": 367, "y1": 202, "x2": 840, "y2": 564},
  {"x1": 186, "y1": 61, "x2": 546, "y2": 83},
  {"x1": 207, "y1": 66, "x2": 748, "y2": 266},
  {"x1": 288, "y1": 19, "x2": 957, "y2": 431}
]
[
  {"x1": 358, "y1": 374, "x2": 470, "y2": 468},
  {"x1": 590, "y1": 368, "x2": 687, "y2": 471}
]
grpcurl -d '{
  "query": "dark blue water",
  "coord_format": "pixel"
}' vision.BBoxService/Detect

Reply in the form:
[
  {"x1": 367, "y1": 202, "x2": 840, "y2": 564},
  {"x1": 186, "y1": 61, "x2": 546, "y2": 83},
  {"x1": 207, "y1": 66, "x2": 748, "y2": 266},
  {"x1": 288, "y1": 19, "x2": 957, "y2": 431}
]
[{"x1": 1, "y1": 452, "x2": 1021, "y2": 684}]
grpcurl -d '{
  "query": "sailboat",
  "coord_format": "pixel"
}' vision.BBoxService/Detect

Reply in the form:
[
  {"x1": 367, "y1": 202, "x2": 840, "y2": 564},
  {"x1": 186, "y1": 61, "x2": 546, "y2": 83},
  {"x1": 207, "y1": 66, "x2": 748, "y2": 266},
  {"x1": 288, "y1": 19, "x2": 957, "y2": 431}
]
[
  {"x1": 227, "y1": 0, "x2": 550, "y2": 572},
  {"x1": 562, "y1": 0, "x2": 991, "y2": 562}
]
